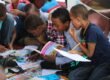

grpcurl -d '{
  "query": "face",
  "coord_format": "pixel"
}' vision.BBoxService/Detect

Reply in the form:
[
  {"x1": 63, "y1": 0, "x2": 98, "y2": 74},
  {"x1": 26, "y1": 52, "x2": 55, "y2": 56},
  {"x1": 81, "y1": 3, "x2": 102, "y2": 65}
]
[
  {"x1": 70, "y1": 12, "x2": 81, "y2": 30},
  {"x1": 11, "y1": 0, "x2": 19, "y2": 4},
  {"x1": 27, "y1": 24, "x2": 46, "y2": 37},
  {"x1": 34, "y1": 0, "x2": 46, "y2": 9},
  {"x1": 52, "y1": 18, "x2": 69, "y2": 32}
]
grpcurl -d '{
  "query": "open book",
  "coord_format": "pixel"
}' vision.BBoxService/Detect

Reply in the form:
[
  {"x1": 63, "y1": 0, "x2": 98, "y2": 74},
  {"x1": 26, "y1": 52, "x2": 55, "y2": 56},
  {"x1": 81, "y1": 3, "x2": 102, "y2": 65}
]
[
  {"x1": 26, "y1": 41, "x2": 91, "y2": 62},
  {"x1": 25, "y1": 41, "x2": 62, "y2": 56}
]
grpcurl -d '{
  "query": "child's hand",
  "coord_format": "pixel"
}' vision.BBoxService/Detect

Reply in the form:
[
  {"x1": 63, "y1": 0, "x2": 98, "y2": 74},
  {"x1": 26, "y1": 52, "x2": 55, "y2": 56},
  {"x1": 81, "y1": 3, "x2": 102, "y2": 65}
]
[
  {"x1": 69, "y1": 28, "x2": 79, "y2": 43},
  {"x1": 0, "y1": 45, "x2": 8, "y2": 52},
  {"x1": 42, "y1": 55, "x2": 56, "y2": 62},
  {"x1": 68, "y1": 50, "x2": 83, "y2": 55},
  {"x1": 8, "y1": 43, "x2": 13, "y2": 50},
  {"x1": 27, "y1": 53, "x2": 42, "y2": 62}
]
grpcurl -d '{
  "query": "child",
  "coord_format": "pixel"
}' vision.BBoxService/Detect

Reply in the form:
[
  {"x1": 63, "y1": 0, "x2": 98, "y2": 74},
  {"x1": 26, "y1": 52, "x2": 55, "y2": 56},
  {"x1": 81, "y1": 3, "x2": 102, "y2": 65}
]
[
  {"x1": 6, "y1": 0, "x2": 29, "y2": 16},
  {"x1": 24, "y1": 3, "x2": 48, "y2": 22},
  {"x1": 39, "y1": 8, "x2": 82, "y2": 72},
  {"x1": 39, "y1": 7, "x2": 82, "y2": 75},
  {"x1": 24, "y1": 3, "x2": 66, "y2": 45},
  {"x1": 68, "y1": 4, "x2": 110, "y2": 80},
  {"x1": 24, "y1": 14, "x2": 48, "y2": 49},
  {"x1": 0, "y1": 3, "x2": 16, "y2": 51},
  {"x1": 24, "y1": 14, "x2": 68, "y2": 71},
  {"x1": 51, "y1": 7, "x2": 81, "y2": 50},
  {"x1": 29, "y1": 0, "x2": 47, "y2": 9}
]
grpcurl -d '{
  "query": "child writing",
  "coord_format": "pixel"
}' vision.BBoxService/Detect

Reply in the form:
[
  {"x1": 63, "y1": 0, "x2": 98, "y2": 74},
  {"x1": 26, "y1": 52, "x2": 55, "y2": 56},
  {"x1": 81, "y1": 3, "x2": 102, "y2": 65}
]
[{"x1": 68, "y1": 4, "x2": 110, "y2": 80}]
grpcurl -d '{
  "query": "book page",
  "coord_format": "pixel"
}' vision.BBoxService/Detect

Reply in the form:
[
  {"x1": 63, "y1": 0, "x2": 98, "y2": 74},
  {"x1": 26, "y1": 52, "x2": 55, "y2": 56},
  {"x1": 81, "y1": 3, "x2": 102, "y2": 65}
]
[
  {"x1": 41, "y1": 41, "x2": 62, "y2": 55},
  {"x1": 54, "y1": 48, "x2": 91, "y2": 62}
]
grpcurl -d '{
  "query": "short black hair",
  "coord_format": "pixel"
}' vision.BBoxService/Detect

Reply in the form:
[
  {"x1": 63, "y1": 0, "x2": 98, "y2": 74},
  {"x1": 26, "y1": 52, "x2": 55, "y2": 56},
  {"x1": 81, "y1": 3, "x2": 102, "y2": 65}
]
[
  {"x1": 70, "y1": 4, "x2": 88, "y2": 20},
  {"x1": 0, "y1": 3, "x2": 6, "y2": 17},
  {"x1": 52, "y1": 7, "x2": 70, "y2": 23},
  {"x1": 25, "y1": 14, "x2": 44, "y2": 30}
]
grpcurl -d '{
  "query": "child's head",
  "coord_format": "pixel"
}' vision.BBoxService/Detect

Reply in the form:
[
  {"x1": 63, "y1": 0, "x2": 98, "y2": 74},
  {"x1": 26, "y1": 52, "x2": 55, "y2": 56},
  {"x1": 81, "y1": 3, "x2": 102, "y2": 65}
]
[
  {"x1": 51, "y1": 8, "x2": 70, "y2": 32},
  {"x1": 0, "y1": 3, "x2": 6, "y2": 21},
  {"x1": 24, "y1": 3, "x2": 39, "y2": 16},
  {"x1": 25, "y1": 14, "x2": 45, "y2": 37},
  {"x1": 11, "y1": 0, "x2": 19, "y2": 4},
  {"x1": 70, "y1": 4, "x2": 89, "y2": 29},
  {"x1": 30, "y1": 0, "x2": 46, "y2": 9}
]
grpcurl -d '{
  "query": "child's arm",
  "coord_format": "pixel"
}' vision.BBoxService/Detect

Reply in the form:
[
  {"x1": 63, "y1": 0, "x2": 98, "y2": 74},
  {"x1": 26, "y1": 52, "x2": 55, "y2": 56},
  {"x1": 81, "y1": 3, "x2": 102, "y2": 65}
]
[
  {"x1": 8, "y1": 28, "x2": 16, "y2": 50},
  {"x1": 68, "y1": 50, "x2": 84, "y2": 55},
  {"x1": 10, "y1": 9, "x2": 26, "y2": 16},
  {"x1": 78, "y1": 42, "x2": 96, "y2": 57},
  {"x1": 0, "y1": 45, "x2": 8, "y2": 52},
  {"x1": 69, "y1": 28, "x2": 96, "y2": 57}
]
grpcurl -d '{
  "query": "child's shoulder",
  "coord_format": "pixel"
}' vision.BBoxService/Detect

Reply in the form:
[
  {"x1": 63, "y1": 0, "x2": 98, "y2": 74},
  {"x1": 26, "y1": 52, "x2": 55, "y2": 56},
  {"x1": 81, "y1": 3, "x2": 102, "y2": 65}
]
[
  {"x1": 3, "y1": 13, "x2": 15, "y2": 27},
  {"x1": 6, "y1": 13, "x2": 14, "y2": 20},
  {"x1": 4, "y1": 13, "x2": 15, "y2": 24}
]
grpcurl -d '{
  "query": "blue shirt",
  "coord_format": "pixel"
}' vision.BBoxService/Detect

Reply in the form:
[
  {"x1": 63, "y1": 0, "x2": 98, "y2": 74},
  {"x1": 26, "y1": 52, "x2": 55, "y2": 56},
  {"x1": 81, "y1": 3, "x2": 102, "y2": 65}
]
[
  {"x1": 41, "y1": 0, "x2": 58, "y2": 12},
  {"x1": 82, "y1": 23, "x2": 110, "y2": 65}
]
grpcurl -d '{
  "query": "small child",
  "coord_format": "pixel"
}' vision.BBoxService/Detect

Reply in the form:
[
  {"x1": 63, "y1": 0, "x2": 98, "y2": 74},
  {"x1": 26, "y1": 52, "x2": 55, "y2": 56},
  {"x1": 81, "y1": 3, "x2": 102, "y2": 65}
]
[
  {"x1": 68, "y1": 4, "x2": 110, "y2": 80},
  {"x1": 24, "y1": 14, "x2": 48, "y2": 49},
  {"x1": 0, "y1": 3, "x2": 16, "y2": 51}
]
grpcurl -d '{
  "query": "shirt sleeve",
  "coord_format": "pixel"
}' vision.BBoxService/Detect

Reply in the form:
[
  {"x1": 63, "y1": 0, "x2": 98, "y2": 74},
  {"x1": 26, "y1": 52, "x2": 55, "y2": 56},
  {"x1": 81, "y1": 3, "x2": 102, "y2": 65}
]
[{"x1": 87, "y1": 29, "x2": 97, "y2": 43}]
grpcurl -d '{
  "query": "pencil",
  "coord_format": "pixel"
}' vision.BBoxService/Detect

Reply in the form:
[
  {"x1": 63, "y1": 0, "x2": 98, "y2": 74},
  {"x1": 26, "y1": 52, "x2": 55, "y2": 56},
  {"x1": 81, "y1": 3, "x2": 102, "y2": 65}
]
[{"x1": 72, "y1": 43, "x2": 81, "y2": 50}]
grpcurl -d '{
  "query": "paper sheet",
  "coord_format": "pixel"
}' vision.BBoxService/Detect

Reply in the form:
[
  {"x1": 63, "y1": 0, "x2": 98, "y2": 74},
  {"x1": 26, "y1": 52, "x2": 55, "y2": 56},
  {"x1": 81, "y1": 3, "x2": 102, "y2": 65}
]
[
  {"x1": 23, "y1": 45, "x2": 38, "y2": 50},
  {"x1": 0, "y1": 50, "x2": 16, "y2": 57},
  {"x1": 42, "y1": 69, "x2": 60, "y2": 76},
  {"x1": 17, "y1": 62, "x2": 40, "y2": 70},
  {"x1": 54, "y1": 48, "x2": 91, "y2": 62}
]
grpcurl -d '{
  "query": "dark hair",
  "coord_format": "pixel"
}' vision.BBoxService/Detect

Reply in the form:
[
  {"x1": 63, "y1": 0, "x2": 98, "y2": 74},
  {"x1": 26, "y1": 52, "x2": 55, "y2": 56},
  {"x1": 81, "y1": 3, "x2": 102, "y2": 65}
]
[
  {"x1": 70, "y1": 4, "x2": 88, "y2": 20},
  {"x1": 25, "y1": 14, "x2": 44, "y2": 30},
  {"x1": 24, "y1": 3, "x2": 39, "y2": 13},
  {"x1": 29, "y1": 0, "x2": 34, "y2": 3},
  {"x1": 0, "y1": 3, "x2": 6, "y2": 17},
  {"x1": 52, "y1": 7, "x2": 70, "y2": 23}
]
